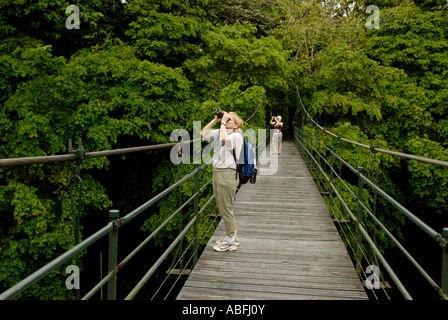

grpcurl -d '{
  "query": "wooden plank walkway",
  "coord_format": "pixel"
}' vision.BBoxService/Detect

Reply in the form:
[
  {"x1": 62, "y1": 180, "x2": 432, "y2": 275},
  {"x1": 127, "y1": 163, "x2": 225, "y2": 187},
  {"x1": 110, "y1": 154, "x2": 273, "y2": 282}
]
[{"x1": 177, "y1": 140, "x2": 368, "y2": 300}]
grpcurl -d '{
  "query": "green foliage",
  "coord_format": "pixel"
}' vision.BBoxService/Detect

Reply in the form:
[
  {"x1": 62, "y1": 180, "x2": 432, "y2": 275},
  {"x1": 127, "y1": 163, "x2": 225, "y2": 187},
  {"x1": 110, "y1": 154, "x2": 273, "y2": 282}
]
[
  {"x1": 273, "y1": 0, "x2": 337, "y2": 69},
  {"x1": 405, "y1": 136, "x2": 448, "y2": 214},
  {"x1": 69, "y1": 42, "x2": 193, "y2": 155},
  {"x1": 124, "y1": 0, "x2": 210, "y2": 65},
  {"x1": 365, "y1": 4, "x2": 448, "y2": 142},
  {"x1": 200, "y1": 83, "x2": 267, "y2": 128},
  {"x1": 207, "y1": 0, "x2": 281, "y2": 33},
  {"x1": 1, "y1": 0, "x2": 448, "y2": 299},
  {"x1": 0, "y1": 0, "x2": 130, "y2": 56},
  {"x1": 184, "y1": 22, "x2": 294, "y2": 123},
  {"x1": 184, "y1": 23, "x2": 292, "y2": 92},
  {"x1": 0, "y1": 15, "x2": 194, "y2": 298},
  {"x1": 304, "y1": 40, "x2": 410, "y2": 128}
]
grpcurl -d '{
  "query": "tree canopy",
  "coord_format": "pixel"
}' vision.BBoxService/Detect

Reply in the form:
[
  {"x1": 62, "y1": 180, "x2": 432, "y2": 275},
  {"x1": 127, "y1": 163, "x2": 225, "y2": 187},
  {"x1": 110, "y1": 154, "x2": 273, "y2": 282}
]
[{"x1": 0, "y1": 0, "x2": 447, "y2": 299}]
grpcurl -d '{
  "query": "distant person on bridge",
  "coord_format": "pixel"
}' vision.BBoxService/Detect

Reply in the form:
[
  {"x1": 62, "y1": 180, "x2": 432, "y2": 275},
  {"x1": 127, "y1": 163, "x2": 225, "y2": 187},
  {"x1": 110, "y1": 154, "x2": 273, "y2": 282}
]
[
  {"x1": 201, "y1": 110, "x2": 244, "y2": 252},
  {"x1": 270, "y1": 115, "x2": 283, "y2": 155}
]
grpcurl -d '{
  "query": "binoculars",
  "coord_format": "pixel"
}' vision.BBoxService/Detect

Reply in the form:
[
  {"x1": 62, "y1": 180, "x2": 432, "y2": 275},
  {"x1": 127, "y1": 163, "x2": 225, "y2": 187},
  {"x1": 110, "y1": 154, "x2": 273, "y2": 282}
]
[{"x1": 213, "y1": 109, "x2": 224, "y2": 118}]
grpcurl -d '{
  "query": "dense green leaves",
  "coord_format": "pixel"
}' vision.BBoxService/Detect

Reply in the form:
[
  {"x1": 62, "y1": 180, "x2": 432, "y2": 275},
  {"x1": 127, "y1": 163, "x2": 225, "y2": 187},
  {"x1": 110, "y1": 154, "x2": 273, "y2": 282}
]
[
  {"x1": 185, "y1": 23, "x2": 291, "y2": 91},
  {"x1": 405, "y1": 137, "x2": 448, "y2": 213},
  {"x1": 1, "y1": 0, "x2": 447, "y2": 299},
  {"x1": 125, "y1": 0, "x2": 209, "y2": 65},
  {"x1": 365, "y1": 4, "x2": 448, "y2": 160}
]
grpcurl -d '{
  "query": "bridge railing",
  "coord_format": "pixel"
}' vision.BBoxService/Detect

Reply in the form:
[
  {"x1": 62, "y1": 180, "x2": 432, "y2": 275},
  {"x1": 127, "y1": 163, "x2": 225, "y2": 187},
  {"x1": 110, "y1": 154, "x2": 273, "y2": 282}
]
[
  {"x1": 0, "y1": 125, "x2": 270, "y2": 300},
  {"x1": 0, "y1": 136, "x2": 219, "y2": 300},
  {"x1": 294, "y1": 126, "x2": 448, "y2": 300}
]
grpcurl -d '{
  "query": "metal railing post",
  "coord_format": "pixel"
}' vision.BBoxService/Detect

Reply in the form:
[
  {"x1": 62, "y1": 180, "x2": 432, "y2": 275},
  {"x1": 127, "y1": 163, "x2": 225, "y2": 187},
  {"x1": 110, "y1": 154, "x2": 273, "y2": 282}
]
[
  {"x1": 193, "y1": 165, "x2": 199, "y2": 265},
  {"x1": 309, "y1": 133, "x2": 314, "y2": 171},
  {"x1": 317, "y1": 138, "x2": 322, "y2": 173},
  {"x1": 303, "y1": 130, "x2": 307, "y2": 158},
  {"x1": 300, "y1": 129, "x2": 303, "y2": 154},
  {"x1": 306, "y1": 132, "x2": 312, "y2": 169},
  {"x1": 107, "y1": 209, "x2": 119, "y2": 300},
  {"x1": 356, "y1": 167, "x2": 364, "y2": 276},
  {"x1": 177, "y1": 164, "x2": 184, "y2": 271},
  {"x1": 442, "y1": 228, "x2": 448, "y2": 296},
  {"x1": 329, "y1": 147, "x2": 334, "y2": 217},
  {"x1": 300, "y1": 129, "x2": 304, "y2": 154}
]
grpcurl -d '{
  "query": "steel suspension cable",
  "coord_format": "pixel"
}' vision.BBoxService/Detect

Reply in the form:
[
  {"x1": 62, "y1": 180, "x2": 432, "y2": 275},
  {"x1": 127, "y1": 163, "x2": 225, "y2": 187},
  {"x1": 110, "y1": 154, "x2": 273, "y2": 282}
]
[
  {"x1": 296, "y1": 88, "x2": 448, "y2": 168},
  {"x1": 154, "y1": 203, "x2": 220, "y2": 300},
  {"x1": 0, "y1": 138, "x2": 203, "y2": 167}
]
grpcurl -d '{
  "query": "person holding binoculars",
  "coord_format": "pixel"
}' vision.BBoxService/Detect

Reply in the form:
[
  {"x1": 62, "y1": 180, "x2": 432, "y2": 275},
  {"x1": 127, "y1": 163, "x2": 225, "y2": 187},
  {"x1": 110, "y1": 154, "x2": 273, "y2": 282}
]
[
  {"x1": 200, "y1": 110, "x2": 244, "y2": 252},
  {"x1": 269, "y1": 115, "x2": 283, "y2": 155}
]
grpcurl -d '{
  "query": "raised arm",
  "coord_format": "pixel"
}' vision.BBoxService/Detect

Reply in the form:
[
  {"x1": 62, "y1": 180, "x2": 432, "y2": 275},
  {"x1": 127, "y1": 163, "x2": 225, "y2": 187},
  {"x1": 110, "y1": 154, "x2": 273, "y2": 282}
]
[{"x1": 201, "y1": 115, "x2": 221, "y2": 140}]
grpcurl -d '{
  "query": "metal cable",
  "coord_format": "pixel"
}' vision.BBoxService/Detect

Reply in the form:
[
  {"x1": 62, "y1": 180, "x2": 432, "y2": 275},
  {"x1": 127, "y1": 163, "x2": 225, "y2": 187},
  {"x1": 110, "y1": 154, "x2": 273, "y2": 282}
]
[
  {"x1": 0, "y1": 138, "x2": 202, "y2": 167},
  {"x1": 296, "y1": 88, "x2": 448, "y2": 168},
  {"x1": 150, "y1": 195, "x2": 217, "y2": 299},
  {"x1": 298, "y1": 128, "x2": 448, "y2": 298},
  {"x1": 244, "y1": 92, "x2": 266, "y2": 123},
  {"x1": 296, "y1": 130, "x2": 392, "y2": 299},
  {"x1": 156, "y1": 204, "x2": 220, "y2": 300}
]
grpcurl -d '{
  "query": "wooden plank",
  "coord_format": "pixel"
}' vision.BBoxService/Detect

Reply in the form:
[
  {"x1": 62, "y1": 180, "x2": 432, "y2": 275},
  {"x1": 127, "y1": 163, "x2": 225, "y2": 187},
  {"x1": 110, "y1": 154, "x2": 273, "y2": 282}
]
[
  {"x1": 186, "y1": 269, "x2": 365, "y2": 287},
  {"x1": 176, "y1": 141, "x2": 368, "y2": 300},
  {"x1": 167, "y1": 269, "x2": 191, "y2": 276},
  {"x1": 181, "y1": 280, "x2": 366, "y2": 300}
]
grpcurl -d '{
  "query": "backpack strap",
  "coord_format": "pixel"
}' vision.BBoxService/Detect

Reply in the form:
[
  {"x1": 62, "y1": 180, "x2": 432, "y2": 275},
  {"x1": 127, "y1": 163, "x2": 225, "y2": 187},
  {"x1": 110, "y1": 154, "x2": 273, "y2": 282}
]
[
  {"x1": 230, "y1": 132, "x2": 244, "y2": 180},
  {"x1": 232, "y1": 149, "x2": 238, "y2": 180}
]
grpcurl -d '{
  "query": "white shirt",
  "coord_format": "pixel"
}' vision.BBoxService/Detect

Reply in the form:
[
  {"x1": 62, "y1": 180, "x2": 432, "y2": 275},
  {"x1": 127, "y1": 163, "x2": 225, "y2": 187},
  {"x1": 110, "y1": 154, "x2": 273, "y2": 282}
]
[{"x1": 206, "y1": 129, "x2": 244, "y2": 169}]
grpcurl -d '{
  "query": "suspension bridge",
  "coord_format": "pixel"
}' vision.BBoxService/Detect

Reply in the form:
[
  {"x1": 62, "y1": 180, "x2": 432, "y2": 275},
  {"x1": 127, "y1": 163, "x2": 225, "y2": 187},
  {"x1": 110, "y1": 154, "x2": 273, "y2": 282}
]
[
  {"x1": 177, "y1": 140, "x2": 367, "y2": 300},
  {"x1": 1, "y1": 107, "x2": 448, "y2": 300}
]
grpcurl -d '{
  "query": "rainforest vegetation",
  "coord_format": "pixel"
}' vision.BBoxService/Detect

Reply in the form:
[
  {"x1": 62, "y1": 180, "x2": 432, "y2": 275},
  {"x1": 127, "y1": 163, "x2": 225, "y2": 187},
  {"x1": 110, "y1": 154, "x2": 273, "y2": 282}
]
[{"x1": 0, "y1": 0, "x2": 447, "y2": 299}]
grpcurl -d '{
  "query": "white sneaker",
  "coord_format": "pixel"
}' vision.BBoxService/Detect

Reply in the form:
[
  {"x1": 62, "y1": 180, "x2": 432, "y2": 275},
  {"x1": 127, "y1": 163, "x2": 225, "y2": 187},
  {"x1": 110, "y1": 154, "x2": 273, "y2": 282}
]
[
  {"x1": 216, "y1": 236, "x2": 239, "y2": 246},
  {"x1": 213, "y1": 241, "x2": 238, "y2": 252}
]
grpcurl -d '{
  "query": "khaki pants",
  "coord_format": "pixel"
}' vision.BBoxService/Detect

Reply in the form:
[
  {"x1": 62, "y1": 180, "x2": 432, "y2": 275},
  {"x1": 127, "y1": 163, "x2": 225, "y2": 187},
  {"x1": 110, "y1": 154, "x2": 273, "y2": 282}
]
[{"x1": 212, "y1": 168, "x2": 239, "y2": 238}]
